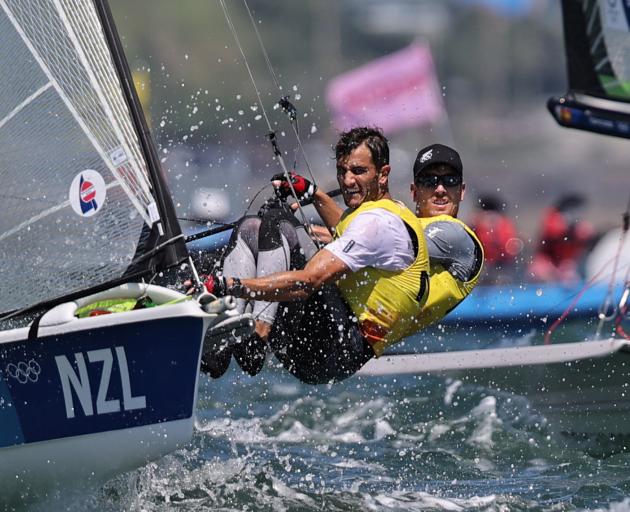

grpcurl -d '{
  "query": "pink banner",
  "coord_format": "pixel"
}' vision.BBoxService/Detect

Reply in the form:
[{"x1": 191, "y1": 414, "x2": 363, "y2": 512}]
[{"x1": 326, "y1": 44, "x2": 444, "y2": 133}]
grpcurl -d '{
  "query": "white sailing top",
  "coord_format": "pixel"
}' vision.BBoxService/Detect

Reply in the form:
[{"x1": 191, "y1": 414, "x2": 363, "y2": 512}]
[{"x1": 325, "y1": 209, "x2": 414, "y2": 272}]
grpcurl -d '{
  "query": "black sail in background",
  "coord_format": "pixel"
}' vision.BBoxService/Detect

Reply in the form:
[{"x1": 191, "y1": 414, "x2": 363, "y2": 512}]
[
  {"x1": 561, "y1": 0, "x2": 606, "y2": 97},
  {"x1": 548, "y1": 0, "x2": 630, "y2": 138},
  {"x1": 0, "y1": 0, "x2": 188, "y2": 317}
]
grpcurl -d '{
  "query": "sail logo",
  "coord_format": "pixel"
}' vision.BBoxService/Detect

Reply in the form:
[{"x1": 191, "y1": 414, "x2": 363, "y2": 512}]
[
  {"x1": 80, "y1": 176, "x2": 97, "y2": 212},
  {"x1": 69, "y1": 169, "x2": 106, "y2": 217},
  {"x1": 54, "y1": 346, "x2": 147, "y2": 419}
]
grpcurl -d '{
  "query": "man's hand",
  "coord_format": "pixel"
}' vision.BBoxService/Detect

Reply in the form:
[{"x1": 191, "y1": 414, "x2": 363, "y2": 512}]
[
  {"x1": 184, "y1": 273, "x2": 228, "y2": 297},
  {"x1": 202, "y1": 273, "x2": 228, "y2": 296},
  {"x1": 271, "y1": 172, "x2": 317, "y2": 204}
]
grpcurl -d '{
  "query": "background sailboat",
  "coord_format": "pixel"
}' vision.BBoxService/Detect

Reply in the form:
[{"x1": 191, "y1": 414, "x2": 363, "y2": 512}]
[
  {"x1": 360, "y1": 0, "x2": 630, "y2": 453},
  {"x1": 548, "y1": 0, "x2": 630, "y2": 139}
]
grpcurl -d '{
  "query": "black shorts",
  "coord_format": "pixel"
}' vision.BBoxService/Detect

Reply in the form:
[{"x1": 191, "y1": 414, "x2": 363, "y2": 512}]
[{"x1": 268, "y1": 284, "x2": 374, "y2": 385}]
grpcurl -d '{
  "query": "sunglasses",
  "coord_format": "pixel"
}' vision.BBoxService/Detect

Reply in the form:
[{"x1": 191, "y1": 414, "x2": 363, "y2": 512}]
[{"x1": 415, "y1": 174, "x2": 463, "y2": 188}]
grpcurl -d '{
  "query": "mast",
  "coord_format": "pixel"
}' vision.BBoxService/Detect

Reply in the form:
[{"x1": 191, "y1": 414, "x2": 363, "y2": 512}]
[{"x1": 93, "y1": 0, "x2": 188, "y2": 271}]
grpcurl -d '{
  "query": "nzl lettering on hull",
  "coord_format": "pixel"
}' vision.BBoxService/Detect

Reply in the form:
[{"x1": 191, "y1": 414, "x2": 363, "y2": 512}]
[{"x1": 0, "y1": 317, "x2": 203, "y2": 448}]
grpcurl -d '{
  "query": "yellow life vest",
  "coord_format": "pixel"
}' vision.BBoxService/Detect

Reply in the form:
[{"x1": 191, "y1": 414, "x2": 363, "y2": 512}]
[
  {"x1": 414, "y1": 215, "x2": 484, "y2": 330},
  {"x1": 334, "y1": 199, "x2": 430, "y2": 356}
]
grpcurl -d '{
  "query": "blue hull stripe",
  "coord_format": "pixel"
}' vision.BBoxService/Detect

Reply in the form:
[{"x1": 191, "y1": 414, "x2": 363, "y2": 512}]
[
  {"x1": 0, "y1": 316, "x2": 203, "y2": 448},
  {"x1": 0, "y1": 370, "x2": 24, "y2": 446}
]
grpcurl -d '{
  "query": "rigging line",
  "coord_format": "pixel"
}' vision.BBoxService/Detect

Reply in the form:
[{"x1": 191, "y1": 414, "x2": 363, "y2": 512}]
[
  {"x1": 242, "y1": 0, "x2": 281, "y2": 92},
  {"x1": 212, "y1": 184, "x2": 271, "y2": 265},
  {"x1": 219, "y1": 0, "x2": 273, "y2": 134},
  {"x1": 614, "y1": 283, "x2": 630, "y2": 340},
  {"x1": 241, "y1": 0, "x2": 319, "y2": 189},
  {"x1": 621, "y1": 192, "x2": 630, "y2": 283},
  {"x1": 201, "y1": 183, "x2": 273, "y2": 270},
  {"x1": 129, "y1": 233, "x2": 186, "y2": 266},
  {"x1": 178, "y1": 217, "x2": 235, "y2": 226},
  {"x1": 190, "y1": 184, "x2": 274, "y2": 281},
  {"x1": 243, "y1": 183, "x2": 274, "y2": 217},
  {"x1": 187, "y1": 255, "x2": 203, "y2": 288},
  {"x1": 595, "y1": 192, "x2": 630, "y2": 338},
  {"x1": 613, "y1": 193, "x2": 630, "y2": 336},
  {"x1": 218, "y1": 0, "x2": 313, "y2": 235},
  {"x1": 242, "y1": 0, "x2": 300, "y2": 169},
  {"x1": 544, "y1": 262, "x2": 609, "y2": 345},
  {"x1": 238, "y1": 0, "x2": 324, "y2": 249}
]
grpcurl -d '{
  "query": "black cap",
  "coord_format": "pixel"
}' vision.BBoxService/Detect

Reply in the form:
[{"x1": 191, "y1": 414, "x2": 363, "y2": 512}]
[{"x1": 413, "y1": 143, "x2": 463, "y2": 180}]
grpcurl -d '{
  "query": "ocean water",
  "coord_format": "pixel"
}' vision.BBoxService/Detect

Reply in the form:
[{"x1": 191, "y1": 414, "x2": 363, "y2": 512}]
[{"x1": 30, "y1": 326, "x2": 630, "y2": 512}]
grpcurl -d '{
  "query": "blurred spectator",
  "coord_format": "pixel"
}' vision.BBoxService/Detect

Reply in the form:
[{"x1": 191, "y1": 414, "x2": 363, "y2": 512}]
[
  {"x1": 528, "y1": 193, "x2": 595, "y2": 284},
  {"x1": 469, "y1": 193, "x2": 523, "y2": 284}
]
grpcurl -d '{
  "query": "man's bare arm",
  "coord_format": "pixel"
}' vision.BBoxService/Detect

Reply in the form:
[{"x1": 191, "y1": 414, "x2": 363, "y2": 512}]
[
  {"x1": 231, "y1": 249, "x2": 349, "y2": 301},
  {"x1": 312, "y1": 189, "x2": 344, "y2": 229},
  {"x1": 310, "y1": 224, "x2": 333, "y2": 244}
]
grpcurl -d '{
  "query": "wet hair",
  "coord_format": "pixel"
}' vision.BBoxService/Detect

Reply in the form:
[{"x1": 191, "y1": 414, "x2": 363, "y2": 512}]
[{"x1": 335, "y1": 126, "x2": 389, "y2": 170}]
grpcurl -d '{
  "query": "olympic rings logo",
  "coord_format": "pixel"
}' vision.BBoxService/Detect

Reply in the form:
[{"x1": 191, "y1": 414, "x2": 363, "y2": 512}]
[{"x1": 5, "y1": 359, "x2": 41, "y2": 384}]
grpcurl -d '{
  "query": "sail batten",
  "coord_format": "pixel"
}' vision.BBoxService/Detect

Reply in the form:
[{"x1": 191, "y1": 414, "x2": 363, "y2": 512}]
[
  {"x1": 0, "y1": 181, "x2": 123, "y2": 245},
  {"x1": 0, "y1": 82, "x2": 52, "y2": 130}
]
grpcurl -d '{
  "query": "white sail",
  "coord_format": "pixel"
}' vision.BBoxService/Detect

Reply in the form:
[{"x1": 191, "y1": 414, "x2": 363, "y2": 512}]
[
  {"x1": 0, "y1": 0, "x2": 172, "y2": 314},
  {"x1": 0, "y1": 1, "x2": 244, "y2": 502}
]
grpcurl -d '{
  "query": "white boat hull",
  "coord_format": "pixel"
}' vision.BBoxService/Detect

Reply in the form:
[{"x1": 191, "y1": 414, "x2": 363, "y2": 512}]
[
  {"x1": 1, "y1": 418, "x2": 192, "y2": 501},
  {"x1": 0, "y1": 283, "x2": 216, "y2": 502},
  {"x1": 358, "y1": 339, "x2": 630, "y2": 439}
]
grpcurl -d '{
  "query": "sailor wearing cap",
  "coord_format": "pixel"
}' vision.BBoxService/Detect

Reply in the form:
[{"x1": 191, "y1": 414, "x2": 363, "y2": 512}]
[
  {"x1": 410, "y1": 143, "x2": 484, "y2": 330},
  {"x1": 196, "y1": 127, "x2": 431, "y2": 384}
]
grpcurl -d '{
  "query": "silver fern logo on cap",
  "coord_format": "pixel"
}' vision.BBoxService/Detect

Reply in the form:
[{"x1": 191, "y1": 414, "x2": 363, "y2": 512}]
[{"x1": 420, "y1": 149, "x2": 433, "y2": 163}]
